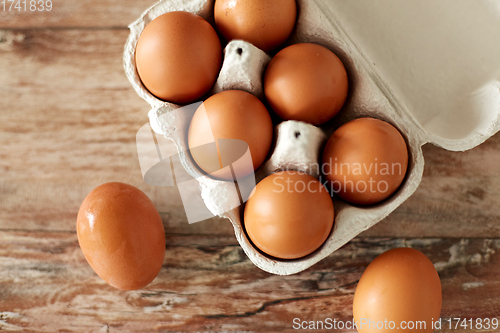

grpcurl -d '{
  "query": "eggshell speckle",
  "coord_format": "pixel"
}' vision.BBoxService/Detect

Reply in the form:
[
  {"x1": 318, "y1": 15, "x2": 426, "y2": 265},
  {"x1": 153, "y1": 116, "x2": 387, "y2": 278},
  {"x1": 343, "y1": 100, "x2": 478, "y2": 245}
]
[{"x1": 76, "y1": 182, "x2": 166, "y2": 290}]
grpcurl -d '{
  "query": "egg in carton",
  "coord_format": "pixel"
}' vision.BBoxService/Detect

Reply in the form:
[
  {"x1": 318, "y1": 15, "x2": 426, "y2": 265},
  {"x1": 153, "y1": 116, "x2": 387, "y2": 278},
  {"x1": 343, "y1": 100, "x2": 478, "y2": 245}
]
[{"x1": 125, "y1": 0, "x2": 500, "y2": 275}]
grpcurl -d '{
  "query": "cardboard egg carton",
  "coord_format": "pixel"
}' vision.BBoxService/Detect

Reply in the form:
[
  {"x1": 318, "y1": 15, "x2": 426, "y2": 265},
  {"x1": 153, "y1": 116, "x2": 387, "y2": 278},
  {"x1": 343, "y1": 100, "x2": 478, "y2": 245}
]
[{"x1": 125, "y1": 0, "x2": 500, "y2": 275}]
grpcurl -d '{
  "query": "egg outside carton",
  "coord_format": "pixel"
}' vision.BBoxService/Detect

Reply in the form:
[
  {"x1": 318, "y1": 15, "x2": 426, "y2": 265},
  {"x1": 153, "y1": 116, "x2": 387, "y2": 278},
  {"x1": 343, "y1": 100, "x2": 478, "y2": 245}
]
[{"x1": 124, "y1": 0, "x2": 500, "y2": 275}]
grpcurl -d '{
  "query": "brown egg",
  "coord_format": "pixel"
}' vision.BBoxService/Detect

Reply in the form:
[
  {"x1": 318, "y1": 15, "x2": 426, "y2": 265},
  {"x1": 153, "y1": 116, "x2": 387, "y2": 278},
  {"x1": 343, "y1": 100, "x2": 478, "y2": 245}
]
[
  {"x1": 244, "y1": 171, "x2": 334, "y2": 259},
  {"x1": 214, "y1": 0, "x2": 297, "y2": 53},
  {"x1": 76, "y1": 182, "x2": 165, "y2": 290},
  {"x1": 322, "y1": 117, "x2": 408, "y2": 205},
  {"x1": 135, "y1": 11, "x2": 222, "y2": 104},
  {"x1": 188, "y1": 90, "x2": 273, "y2": 180},
  {"x1": 264, "y1": 43, "x2": 349, "y2": 125},
  {"x1": 353, "y1": 248, "x2": 442, "y2": 333}
]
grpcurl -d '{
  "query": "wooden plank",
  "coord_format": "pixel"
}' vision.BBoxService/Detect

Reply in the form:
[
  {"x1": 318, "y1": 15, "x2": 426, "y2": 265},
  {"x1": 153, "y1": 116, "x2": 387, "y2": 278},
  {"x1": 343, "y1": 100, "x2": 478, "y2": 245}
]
[
  {"x1": 0, "y1": 231, "x2": 499, "y2": 332},
  {"x1": 1, "y1": 28, "x2": 500, "y2": 237},
  {"x1": 0, "y1": 0, "x2": 158, "y2": 29},
  {"x1": 0, "y1": 28, "x2": 235, "y2": 235}
]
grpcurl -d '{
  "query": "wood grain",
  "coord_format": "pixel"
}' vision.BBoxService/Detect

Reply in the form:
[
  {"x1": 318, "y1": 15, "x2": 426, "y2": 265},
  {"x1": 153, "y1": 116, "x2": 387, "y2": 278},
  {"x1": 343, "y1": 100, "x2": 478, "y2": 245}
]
[
  {"x1": 1, "y1": 3, "x2": 499, "y2": 332},
  {"x1": 0, "y1": 0, "x2": 158, "y2": 29},
  {"x1": 0, "y1": 28, "x2": 233, "y2": 235},
  {"x1": 0, "y1": 231, "x2": 499, "y2": 332},
  {"x1": 1, "y1": 28, "x2": 500, "y2": 237}
]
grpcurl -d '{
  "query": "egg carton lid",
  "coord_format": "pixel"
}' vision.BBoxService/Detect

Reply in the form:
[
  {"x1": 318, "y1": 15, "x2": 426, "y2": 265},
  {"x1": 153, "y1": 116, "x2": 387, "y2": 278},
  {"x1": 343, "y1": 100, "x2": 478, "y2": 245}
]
[
  {"x1": 323, "y1": 0, "x2": 500, "y2": 150},
  {"x1": 126, "y1": 0, "x2": 500, "y2": 148}
]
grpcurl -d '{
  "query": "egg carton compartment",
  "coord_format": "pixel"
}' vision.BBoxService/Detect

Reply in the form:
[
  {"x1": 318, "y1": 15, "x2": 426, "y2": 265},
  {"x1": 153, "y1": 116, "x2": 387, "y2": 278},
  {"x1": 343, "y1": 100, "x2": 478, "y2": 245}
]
[{"x1": 125, "y1": 0, "x2": 500, "y2": 275}]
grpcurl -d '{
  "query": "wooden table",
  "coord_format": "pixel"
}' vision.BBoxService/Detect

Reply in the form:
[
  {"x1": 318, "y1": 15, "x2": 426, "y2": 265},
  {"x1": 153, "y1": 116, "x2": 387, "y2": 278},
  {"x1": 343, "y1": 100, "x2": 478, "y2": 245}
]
[{"x1": 1, "y1": 2, "x2": 500, "y2": 332}]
